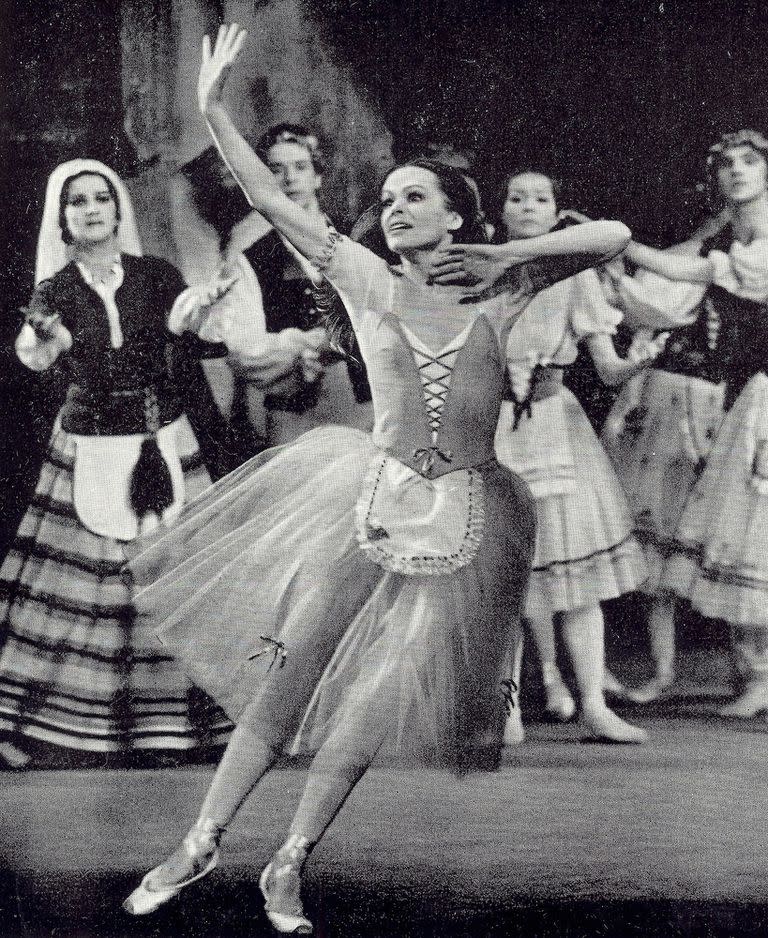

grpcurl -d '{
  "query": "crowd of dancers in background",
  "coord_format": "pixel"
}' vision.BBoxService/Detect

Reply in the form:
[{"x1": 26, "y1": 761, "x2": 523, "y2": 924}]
[
  {"x1": 1, "y1": 22, "x2": 767, "y2": 933},
  {"x1": 1, "y1": 34, "x2": 768, "y2": 776}
]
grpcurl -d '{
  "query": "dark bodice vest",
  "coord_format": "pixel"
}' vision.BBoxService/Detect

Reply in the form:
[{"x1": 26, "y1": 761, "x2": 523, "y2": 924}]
[
  {"x1": 655, "y1": 225, "x2": 764, "y2": 405},
  {"x1": 28, "y1": 255, "x2": 205, "y2": 436},
  {"x1": 243, "y1": 231, "x2": 371, "y2": 409}
]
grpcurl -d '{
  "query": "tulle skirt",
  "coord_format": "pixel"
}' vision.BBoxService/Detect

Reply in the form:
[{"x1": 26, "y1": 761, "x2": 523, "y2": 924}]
[
  {"x1": 602, "y1": 369, "x2": 726, "y2": 593},
  {"x1": 663, "y1": 373, "x2": 768, "y2": 628},
  {"x1": 129, "y1": 426, "x2": 536, "y2": 770}
]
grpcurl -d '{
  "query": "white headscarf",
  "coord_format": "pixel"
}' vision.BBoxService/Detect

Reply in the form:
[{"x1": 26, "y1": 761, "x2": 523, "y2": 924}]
[{"x1": 34, "y1": 159, "x2": 143, "y2": 285}]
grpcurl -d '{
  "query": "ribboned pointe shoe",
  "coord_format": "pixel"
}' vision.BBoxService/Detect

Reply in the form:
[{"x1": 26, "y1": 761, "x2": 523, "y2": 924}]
[
  {"x1": 718, "y1": 680, "x2": 768, "y2": 719},
  {"x1": 580, "y1": 703, "x2": 648, "y2": 744},
  {"x1": 260, "y1": 834, "x2": 314, "y2": 934},
  {"x1": 503, "y1": 705, "x2": 525, "y2": 745},
  {"x1": 122, "y1": 817, "x2": 223, "y2": 915}
]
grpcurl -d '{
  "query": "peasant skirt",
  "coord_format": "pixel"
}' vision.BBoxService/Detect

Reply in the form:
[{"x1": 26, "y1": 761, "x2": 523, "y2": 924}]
[
  {"x1": 0, "y1": 417, "x2": 231, "y2": 753},
  {"x1": 601, "y1": 369, "x2": 726, "y2": 593},
  {"x1": 128, "y1": 426, "x2": 536, "y2": 771},
  {"x1": 496, "y1": 388, "x2": 647, "y2": 614},
  {"x1": 662, "y1": 373, "x2": 768, "y2": 628}
]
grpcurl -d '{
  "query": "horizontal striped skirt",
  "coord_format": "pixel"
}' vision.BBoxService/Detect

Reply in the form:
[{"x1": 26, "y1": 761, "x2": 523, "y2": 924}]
[{"x1": 0, "y1": 418, "x2": 232, "y2": 753}]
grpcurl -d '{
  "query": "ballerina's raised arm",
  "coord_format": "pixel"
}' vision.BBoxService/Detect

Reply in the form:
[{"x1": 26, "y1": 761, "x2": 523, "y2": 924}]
[{"x1": 198, "y1": 24, "x2": 332, "y2": 264}]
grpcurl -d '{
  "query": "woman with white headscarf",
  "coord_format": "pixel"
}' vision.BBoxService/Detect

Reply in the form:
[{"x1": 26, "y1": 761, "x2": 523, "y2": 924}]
[{"x1": 0, "y1": 159, "x2": 234, "y2": 768}]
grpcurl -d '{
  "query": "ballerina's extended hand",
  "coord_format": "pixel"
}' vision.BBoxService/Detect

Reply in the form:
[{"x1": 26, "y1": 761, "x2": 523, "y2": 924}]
[
  {"x1": 428, "y1": 244, "x2": 519, "y2": 290},
  {"x1": 198, "y1": 23, "x2": 249, "y2": 115}
]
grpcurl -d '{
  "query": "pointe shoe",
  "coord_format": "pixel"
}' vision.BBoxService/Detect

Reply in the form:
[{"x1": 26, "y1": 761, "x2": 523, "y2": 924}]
[
  {"x1": 122, "y1": 818, "x2": 223, "y2": 915},
  {"x1": 260, "y1": 835, "x2": 314, "y2": 934},
  {"x1": 580, "y1": 703, "x2": 648, "y2": 744},
  {"x1": 718, "y1": 680, "x2": 768, "y2": 719},
  {"x1": 625, "y1": 673, "x2": 675, "y2": 705},
  {"x1": 503, "y1": 706, "x2": 525, "y2": 745}
]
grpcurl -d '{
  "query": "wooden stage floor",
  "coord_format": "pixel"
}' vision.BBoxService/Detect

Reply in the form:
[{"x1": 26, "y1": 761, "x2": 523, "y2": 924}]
[{"x1": 2, "y1": 709, "x2": 767, "y2": 937}]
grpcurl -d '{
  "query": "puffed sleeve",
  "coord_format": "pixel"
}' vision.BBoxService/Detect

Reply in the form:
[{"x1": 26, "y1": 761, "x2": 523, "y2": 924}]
[
  {"x1": 614, "y1": 270, "x2": 705, "y2": 331},
  {"x1": 709, "y1": 238, "x2": 768, "y2": 301},
  {"x1": 193, "y1": 252, "x2": 268, "y2": 354},
  {"x1": 570, "y1": 268, "x2": 623, "y2": 339},
  {"x1": 311, "y1": 231, "x2": 392, "y2": 324}
]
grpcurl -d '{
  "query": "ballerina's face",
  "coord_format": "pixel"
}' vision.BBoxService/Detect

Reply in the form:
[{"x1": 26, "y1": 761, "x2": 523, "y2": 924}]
[
  {"x1": 63, "y1": 173, "x2": 118, "y2": 246},
  {"x1": 380, "y1": 166, "x2": 462, "y2": 254},
  {"x1": 502, "y1": 172, "x2": 558, "y2": 239},
  {"x1": 716, "y1": 144, "x2": 768, "y2": 205},
  {"x1": 267, "y1": 141, "x2": 322, "y2": 211}
]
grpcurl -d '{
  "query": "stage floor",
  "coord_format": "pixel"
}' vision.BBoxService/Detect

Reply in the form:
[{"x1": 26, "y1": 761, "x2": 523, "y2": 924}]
[{"x1": 2, "y1": 709, "x2": 767, "y2": 937}]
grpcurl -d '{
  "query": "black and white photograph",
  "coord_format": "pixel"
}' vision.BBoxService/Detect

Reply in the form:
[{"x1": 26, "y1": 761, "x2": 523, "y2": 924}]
[{"x1": 1, "y1": 1, "x2": 767, "y2": 935}]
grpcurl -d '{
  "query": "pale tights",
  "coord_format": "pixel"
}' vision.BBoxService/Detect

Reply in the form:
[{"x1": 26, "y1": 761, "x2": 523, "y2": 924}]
[{"x1": 525, "y1": 598, "x2": 615, "y2": 708}]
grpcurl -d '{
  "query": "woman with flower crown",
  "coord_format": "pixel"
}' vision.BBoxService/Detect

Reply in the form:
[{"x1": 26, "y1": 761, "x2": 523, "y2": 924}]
[
  {"x1": 601, "y1": 130, "x2": 768, "y2": 711},
  {"x1": 121, "y1": 25, "x2": 630, "y2": 934},
  {"x1": 0, "y1": 159, "x2": 234, "y2": 769}
]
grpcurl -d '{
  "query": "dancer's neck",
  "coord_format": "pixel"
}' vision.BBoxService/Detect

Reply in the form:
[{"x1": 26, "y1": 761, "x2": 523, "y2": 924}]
[{"x1": 730, "y1": 194, "x2": 768, "y2": 243}]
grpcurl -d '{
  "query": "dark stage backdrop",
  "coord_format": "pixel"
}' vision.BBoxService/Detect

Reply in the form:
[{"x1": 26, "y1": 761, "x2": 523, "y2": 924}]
[{"x1": 1, "y1": 0, "x2": 767, "y2": 554}]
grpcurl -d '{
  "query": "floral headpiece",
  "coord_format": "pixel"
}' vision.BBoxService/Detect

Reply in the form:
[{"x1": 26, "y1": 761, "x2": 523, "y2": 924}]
[{"x1": 707, "y1": 129, "x2": 768, "y2": 168}]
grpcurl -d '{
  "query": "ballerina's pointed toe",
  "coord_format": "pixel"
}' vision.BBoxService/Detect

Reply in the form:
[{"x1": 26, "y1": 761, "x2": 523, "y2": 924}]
[
  {"x1": 123, "y1": 850, "x2": 219, "y2": 915},
  {"x1": 259, "y1": 862, "x2": 314, "y2": 934}
]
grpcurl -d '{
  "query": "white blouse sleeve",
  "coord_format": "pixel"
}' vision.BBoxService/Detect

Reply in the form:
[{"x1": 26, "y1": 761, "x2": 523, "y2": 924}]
[
  {"x1": 15, "y1": 323, "x2": 70, "y2": 372},
  {"x1": 190, "y1": 252, "x2": 268, "y2": 354},
  {"x1": 313, "y1": 233, "x2": 392, "y2": 323},
  {"x1": 709, "y1": 238, "x2": 768, "y2": 301},
  {"x1": 15, "y1": 280, "x2": 73, "y2": 372},
  {"x1": 614, "y1": 269, "x2": 706, "y2": 330},
  {"x1": 570, "y1": 269, "x2": 623, "y2": 339}
]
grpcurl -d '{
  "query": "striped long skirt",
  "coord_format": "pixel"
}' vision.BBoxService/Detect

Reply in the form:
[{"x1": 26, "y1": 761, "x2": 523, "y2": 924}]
[{"x1": 0, "y1": 417, "x2": 232, "y2": 754}]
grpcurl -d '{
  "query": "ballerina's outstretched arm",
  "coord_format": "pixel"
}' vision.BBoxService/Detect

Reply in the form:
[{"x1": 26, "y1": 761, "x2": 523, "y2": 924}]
[
  {"x1": 197, "y1": 24, "x2": 331, "y2": 263},
  {"x1": 428, "y1": 221, "x2": 631, "y2": 298}
]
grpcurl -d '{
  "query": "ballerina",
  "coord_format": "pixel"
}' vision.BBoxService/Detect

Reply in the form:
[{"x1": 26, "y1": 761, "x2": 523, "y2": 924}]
[{"x1": 122, "y1": 25, "x2": 630, "y2": 933}]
